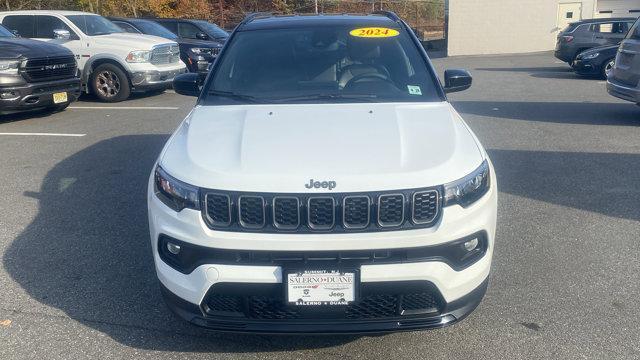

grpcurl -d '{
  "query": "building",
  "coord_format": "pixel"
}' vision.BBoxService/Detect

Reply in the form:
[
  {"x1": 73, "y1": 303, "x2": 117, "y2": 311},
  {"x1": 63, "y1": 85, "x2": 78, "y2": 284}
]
[{"x1": 447, "y1": 0, "x2": 640, "y2": 56}]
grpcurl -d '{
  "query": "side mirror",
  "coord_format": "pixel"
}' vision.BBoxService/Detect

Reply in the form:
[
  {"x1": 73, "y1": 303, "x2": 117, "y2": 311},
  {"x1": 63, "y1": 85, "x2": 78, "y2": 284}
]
[
  {"x1": 195, "y1": 32, "x2": 209, "y2": 40},
  {"x1": 11, "y1": 29, "x2": 20, "y2": 37},
  {"x1": 53, "y1": 29, "x2": 70, "y2": 40},
  {"x1": 173, "y1": 73, "x2": 201, "y2": 97},
  {"x1": 443, "y1": 69, "x2": 472, "y2": 93}
]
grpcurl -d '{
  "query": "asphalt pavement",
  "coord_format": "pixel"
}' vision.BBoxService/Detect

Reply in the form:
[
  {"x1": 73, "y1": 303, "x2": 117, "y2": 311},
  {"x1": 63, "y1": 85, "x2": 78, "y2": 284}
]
[{"x1": 0, "y1": 52, "x2": 639, "y2": 359}]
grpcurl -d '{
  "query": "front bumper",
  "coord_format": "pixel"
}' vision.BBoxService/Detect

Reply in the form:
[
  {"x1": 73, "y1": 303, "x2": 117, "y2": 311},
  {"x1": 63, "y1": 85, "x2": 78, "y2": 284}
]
[
  {"x1": 130, "y1": 64, "x2": 187, "y2": 90},
  {"x1": 148, "y1": 164, "x2": 497, "y2": 333},
  {"x1": 0, "y1": 77, "x2": 81, "y2": 114},
  {"x1": 161, "y1": 276, "x2": 489, "y2": 334},
  {"x1": 607, "y1": 78, "x2": 640, "y2": 103},
  {"x1": 571, "y1": 59, "x2": 599, "y2": 75}
]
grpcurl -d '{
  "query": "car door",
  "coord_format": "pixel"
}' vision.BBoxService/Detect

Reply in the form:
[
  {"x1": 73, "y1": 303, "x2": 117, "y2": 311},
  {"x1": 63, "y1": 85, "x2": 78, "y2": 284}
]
[
  {"x1": 178, "y1": 21, "x2": 207, "y2": 40},
  {"x1": 612, "y1": 18, "x2": 640, "y2": 87},
  {"x1": 156, "y1": 19, "x2": 178, "y2": 36},
  {"x1": 112, "y1": 21, "x2": 140, "y2": 34},
  {"x1": 32, "y1": 15, "x2": 87, "y2": 69},
  {"x1": 592, "y1": 21, "x2": 628, "y2": 46},
  {"x1": 1, "y1": 14, "x2": 35, "y2": 38}
]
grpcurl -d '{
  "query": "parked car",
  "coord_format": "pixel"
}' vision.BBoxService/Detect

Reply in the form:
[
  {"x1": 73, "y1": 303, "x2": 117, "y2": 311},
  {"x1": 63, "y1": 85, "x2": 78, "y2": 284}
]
[
  {"x1": 607, "y1": 16, "x2": 640, "y2": 105},
  {"x1": 0, "y1": 11, "x2": 186, "y2": 102},
  {"x1": 0, "y1": 23, "x2": 80, "y2": 115},
  {"x1": 108, "y1": 17, "x2": 221, "y2": 75},
  {"x1": 555, "y1": 17, "x2": 636, "y2": 63},
  {"x1": 572, "y1": 44, "x2": 619, "y2": 78},
  {"x1": 151, "y1": 18, "x2": 227, "y2": 45},
  {"x1": 150, "y1": 12, "x2": 497, "y2": 333}
]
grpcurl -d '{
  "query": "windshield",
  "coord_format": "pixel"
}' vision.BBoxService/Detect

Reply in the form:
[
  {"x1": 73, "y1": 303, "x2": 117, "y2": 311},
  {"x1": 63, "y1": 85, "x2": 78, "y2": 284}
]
[
  {"x1": 66, "y1": 15, "x2": 123, "y2": 36},
  {"x1": 132, "y1": 19, "x2": 177, "y2": 40},
  {"x1": 205, "y1": 25, "x2": 441, "y2": 104},
  {"x1": 193, "y1": 20, "x2": 228, "y2": 39},
  {"x1": 0, "y1": 24, "x2": 14, "y2": 37}
]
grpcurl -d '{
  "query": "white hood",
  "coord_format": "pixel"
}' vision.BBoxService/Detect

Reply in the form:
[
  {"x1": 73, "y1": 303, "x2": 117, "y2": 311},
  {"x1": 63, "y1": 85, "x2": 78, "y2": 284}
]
[
  {"x1": 93, "y1": 33, "x2": 175, "y2": 50},
  {"x1": 160, "y1": 102, "x2": 484, "y2": 193}
]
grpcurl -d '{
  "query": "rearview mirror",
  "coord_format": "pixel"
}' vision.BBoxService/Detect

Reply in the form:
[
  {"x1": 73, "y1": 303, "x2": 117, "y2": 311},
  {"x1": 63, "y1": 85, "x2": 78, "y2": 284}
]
[
  {"x1": 53, "y1": 29, "x2": 70, "y2": 40},
  {"x1": 443, "y1": 69, "x2": 472, "y2": 93},
  {"x1": 195, "y1": 32, "x2": 209, "y2": 40},
  {"x1": 173, "y1": 73, "x2": 201, "y2": 97}
]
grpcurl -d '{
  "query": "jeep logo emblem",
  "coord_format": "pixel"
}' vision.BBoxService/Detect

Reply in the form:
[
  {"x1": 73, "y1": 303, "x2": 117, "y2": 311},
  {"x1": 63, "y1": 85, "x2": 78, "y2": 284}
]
[{"x1": 305, "y1": 179, "x2": 336, "y2": 190}]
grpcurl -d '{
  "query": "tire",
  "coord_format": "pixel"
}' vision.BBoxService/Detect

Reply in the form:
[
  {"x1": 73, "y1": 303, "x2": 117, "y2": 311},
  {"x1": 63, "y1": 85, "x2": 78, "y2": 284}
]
[
  {"x1": 89, "y1": 63, "x2": 131, "y2": 102},
  {"x1": 602, "y1": 58, "x2": 615, "y2": 79}
]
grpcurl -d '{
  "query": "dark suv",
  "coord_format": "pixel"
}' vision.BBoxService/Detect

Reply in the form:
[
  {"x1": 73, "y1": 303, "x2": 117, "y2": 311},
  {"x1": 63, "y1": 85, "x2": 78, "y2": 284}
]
[
  {"x1": 607, "y1": 16, "x2": 640, "y2": 105},
  {"x1": 0, "y1": 23, "x2": 80, "y2": 115},
  {"x1": 555, "y1": 17, "x2": 636, "y2": 63},
  {"x1": 109, "y1": 17, "x2": 222, "y2": 74}
]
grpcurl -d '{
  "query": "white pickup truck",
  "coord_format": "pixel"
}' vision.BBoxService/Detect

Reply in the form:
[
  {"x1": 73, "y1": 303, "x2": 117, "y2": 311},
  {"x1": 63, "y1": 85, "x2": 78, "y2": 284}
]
[{"x1": 0, "y1": 10, "x2": 186, "y2": 102}]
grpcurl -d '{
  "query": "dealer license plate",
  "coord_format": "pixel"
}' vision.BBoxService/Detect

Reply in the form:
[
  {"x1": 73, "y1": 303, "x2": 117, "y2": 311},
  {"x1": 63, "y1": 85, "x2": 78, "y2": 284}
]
[
  {"x1": 287, "y1": 270, "x2": 356, "y2": 306},
  {"x1": 53, "y1": 92, "x2": 68, "y2": 104}
]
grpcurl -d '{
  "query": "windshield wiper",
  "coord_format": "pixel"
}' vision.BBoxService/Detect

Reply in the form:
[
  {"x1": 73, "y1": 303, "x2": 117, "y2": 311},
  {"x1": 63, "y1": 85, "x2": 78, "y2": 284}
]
[
  {"x1": 272, "y1": 93, "x2": 379, "y2": 103},
  {"x1": 208, "y1": 90, "x2": 263, "y2": 103}
]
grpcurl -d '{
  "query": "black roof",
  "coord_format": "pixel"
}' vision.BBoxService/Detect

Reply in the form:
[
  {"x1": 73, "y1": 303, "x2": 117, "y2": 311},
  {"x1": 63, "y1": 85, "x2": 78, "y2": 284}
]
[
  {"x1": 239, "y1": 13, "x2": 400, "y2": 31},
  {"x1": 571, "y1": 17, "x2": 636, "y2": 24}
]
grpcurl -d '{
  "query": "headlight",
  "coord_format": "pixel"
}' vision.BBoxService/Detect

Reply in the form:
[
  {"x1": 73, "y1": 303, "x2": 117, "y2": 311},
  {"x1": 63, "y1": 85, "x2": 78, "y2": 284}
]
[
  {"x1": 126, "y1": 50, "x2": 151, "y2": 63},
  {"x1": 443, "y1": 160, "x2": 490, "y2": 207},
  {"x1": 154, "y1": 166, "x2": 199, "y2": 211},
  {"x1": 0, "y1": 59, "x2": 20, "y2": 74},
  {"x1": 581, "y1": 52, "x2": 599, "y2": 60}
]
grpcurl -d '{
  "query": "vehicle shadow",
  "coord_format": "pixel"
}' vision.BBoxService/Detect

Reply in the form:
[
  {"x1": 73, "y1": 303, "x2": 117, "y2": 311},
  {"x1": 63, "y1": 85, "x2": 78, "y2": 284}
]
[
  {"x1": 3, "y1": 135, "x2": 357, "y2": 352},
  {"x1": 453, "y1": 101, "x2": 639, "y2": 126},
  {"x1": 0, "y1": 108, "x2": 61, "y2": 124},
  {"x1": 488, "y1": 149, "x2": 640, "y2": 221}
]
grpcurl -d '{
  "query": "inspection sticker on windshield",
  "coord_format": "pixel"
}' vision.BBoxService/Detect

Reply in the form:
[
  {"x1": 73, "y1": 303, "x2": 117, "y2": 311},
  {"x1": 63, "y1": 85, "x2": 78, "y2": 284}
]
[
  {"x1": 349, "y1": 27, "x2": 399, "y2": 38},
  {"x1": 407, "y1": 85, "x2": 422, "y2": 95}
]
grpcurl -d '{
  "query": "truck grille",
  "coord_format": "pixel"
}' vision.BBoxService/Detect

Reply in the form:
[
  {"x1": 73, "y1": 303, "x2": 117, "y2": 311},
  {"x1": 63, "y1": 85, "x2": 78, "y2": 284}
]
[
  {"x1": 21, "y1": 55, "x2": 77, "y2": 82},
  {"x1": 150, "y1": 44, "x2": 180, "y2": 65},
  {"x1": 201, "y1": 188, "x2": 440, "y2": 233}
]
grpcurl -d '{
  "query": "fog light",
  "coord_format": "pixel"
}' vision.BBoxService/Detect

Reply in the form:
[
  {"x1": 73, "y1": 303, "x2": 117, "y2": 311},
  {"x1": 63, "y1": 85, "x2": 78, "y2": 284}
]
[
  {"x1": 0, "y1": 91, "x2": 16, "y2": 99},
  {"x1": 463, "y1": 238, "x2": 479, "y2": 252},
  {"x1": 167, "y1": 242, "x2": 181, "y2": 255}
]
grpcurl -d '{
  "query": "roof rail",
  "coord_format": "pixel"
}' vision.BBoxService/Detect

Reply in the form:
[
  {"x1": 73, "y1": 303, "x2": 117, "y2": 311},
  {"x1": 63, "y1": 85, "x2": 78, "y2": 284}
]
[
  {"x1": 373, "y1": 10, "x2": 401, "y2": 22},
  {"x1": 237, "y1": 12, "x2": 273, "y2": 30}
]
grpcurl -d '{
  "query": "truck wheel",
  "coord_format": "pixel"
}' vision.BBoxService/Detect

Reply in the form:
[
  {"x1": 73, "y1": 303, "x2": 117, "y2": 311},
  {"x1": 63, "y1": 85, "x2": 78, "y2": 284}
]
[{"x1": 90, "y1": 64, "x2": 131, "y2": 102}]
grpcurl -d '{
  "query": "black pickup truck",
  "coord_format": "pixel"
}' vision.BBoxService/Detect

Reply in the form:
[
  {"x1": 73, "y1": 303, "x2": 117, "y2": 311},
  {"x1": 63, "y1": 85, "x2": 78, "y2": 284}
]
[{"x1": 0, "y1": 24, "x2": 81, "y2": 115}]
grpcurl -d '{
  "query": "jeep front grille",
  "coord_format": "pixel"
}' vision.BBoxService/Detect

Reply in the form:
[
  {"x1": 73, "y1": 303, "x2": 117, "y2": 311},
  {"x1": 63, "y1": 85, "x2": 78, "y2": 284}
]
[
  {"x1": 201, "y1": 187, "x2": 441, "y2": 233},
  {"x1": 150, "y1": 44, "x2": 180, "y2": 65}
]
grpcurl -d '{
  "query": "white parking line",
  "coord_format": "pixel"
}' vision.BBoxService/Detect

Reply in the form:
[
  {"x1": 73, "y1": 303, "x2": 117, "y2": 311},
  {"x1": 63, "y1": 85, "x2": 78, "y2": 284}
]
[
  {"x1": 0, "y1": 132, "x2": 86, "y2": 137},
  {"x1": 69, "y1": 106, "x2": 180, "y2": 110}
]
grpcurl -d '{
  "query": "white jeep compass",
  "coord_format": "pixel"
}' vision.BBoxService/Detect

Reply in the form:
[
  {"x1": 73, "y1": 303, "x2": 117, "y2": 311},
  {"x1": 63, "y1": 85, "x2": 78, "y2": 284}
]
[{"x1": 148, "y1": 12, "x2": 497, "y2": 334}]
